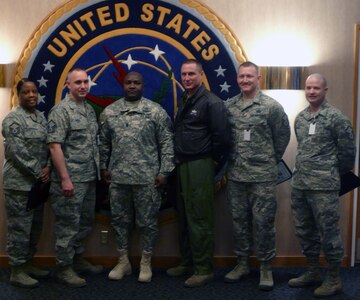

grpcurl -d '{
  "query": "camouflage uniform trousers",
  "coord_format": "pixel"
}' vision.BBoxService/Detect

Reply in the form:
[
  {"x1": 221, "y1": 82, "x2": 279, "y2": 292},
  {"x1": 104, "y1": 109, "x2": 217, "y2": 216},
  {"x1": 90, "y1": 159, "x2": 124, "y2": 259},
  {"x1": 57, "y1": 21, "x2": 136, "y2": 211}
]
[
  {"x1": 4, "y1": 189, "x2": 44, "y2": 266},
  {"x1": 291, "y1": 188, "x2": 344, "y2": 263},
  {"x1": 109, "y1": 183, "x2": 161, "y2": 252},
  {"x1": 227, "y1": 180, "x2": 277, "y2": 261},
  {"x1": 50, "y1": 181, "x2": 96, "y2": 266}
]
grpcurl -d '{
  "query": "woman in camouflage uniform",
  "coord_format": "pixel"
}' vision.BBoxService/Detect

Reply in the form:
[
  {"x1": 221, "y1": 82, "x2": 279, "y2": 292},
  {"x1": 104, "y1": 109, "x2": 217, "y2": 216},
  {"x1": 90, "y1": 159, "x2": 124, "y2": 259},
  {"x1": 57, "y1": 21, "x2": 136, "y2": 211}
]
[{"x1": 2, "y1": 79, "x2": 50, "y2": 288}]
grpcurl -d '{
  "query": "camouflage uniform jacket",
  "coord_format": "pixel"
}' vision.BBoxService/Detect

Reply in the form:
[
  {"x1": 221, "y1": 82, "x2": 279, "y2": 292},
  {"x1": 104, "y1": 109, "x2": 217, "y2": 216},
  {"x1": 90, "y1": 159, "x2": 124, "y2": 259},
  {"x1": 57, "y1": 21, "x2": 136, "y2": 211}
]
[
  {"x1": 225, "y1": 90, "x2": 290, "y2": 182},
  {"x1": 99, "y1": 97, "x2": 174, "y2": 185},
  {"x1": 47, "y1": 94, "x2": 99, "y2": 182},
  {"x1": 2, "y1": 106, "x2": 49, "y2": 191},
  {"x1": 292, "y1": 101, "x2": 355, "y2": 190}
]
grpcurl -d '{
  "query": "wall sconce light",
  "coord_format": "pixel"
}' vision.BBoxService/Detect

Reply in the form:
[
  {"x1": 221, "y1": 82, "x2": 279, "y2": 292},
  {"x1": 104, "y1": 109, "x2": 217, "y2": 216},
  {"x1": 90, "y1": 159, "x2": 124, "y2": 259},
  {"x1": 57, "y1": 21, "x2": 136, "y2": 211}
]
[
  {"x1": 0, "y1": 64, "x2": 5, "y2": 87},
  {"x1": 259, "y1": 66, "x2": 308, "y2": 90}
]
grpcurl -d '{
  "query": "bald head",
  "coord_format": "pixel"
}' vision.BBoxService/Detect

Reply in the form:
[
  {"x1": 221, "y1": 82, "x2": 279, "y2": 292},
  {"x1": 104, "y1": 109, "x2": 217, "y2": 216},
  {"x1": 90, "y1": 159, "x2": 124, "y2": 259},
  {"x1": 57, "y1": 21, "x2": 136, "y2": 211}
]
[
  {"x1": 124, "y1": 71, "x2": 144, "y2": 83},
  {"x1": 305, "y1": 73, "x2": 328, "y2": 111},
  {"x1": 306, "y1": 73, "x2": 327, "y2": 88}
]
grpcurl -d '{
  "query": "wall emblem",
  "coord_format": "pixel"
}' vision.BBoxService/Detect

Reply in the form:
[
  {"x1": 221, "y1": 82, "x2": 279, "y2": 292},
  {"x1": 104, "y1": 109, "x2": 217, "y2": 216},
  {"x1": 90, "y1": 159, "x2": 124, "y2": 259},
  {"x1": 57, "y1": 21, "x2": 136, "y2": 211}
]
[{"x1": 12, "y1": 0, "x2": 247, "y2": 119}]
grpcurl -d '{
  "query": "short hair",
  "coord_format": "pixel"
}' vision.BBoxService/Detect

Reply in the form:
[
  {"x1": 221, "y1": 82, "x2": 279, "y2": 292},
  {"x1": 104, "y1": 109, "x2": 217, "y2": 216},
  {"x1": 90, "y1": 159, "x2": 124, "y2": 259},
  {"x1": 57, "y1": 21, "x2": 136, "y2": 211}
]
[
  {"x1": 181, "y1": 59, "x2": 203, "y2": 72},
  {"x1": 307, "y1": 73, "x2": 328, "y2": 88},
  {"x1": 66, "y1": 67, "x2": 87, "y2": 80},
  {"x1": 124, "y1": 71, "x2": 144, "y2": 83},
  {"x1": 239, "y1": 61, "x2": 259, "y2": 74},
  {"x1": 16, "y1": 78, "x2": 36, "y2": 95}
]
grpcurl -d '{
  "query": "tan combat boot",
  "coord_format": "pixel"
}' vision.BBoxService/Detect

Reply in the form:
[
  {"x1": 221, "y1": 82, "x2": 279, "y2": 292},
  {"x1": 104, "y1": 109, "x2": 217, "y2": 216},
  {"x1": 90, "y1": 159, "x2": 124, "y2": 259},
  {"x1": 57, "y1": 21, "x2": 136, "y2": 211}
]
[
  {"x1": 288, "y1": 257, "x2": 322, "y2": 288},
  {"x1": 166, "y1": 265, "x2": 192, "y2": 277},
  {"x1": 138, "y1": 251, "x2": 152, "y2": 283},
  {"x1": 24, "y1": 260, "x2": 49, "y2": 278},
  {"x1": 259, "y1": 261, "x2": 274, "y2": 291},
  {"x1": 314, "y1": 264, "x2": 341, "y2": 297},
  {"x1": 57, "y1": 265, "x2": 86, "y2": 287},
  {"x1": 184, "y1": 273, "x2": 214, "y2": 287},
  {"x1": 73, "y1": 255, "x2": 104, "y2": 274},
  {"x1": 224, "y1": 257, "x2": 250, "y2": 283},
  {"x1": 108, "y1": 249, "x2": 132, "y2": 280},
  {"x1": 10, "y1": 264, "x2": 39, "y2": 288}
]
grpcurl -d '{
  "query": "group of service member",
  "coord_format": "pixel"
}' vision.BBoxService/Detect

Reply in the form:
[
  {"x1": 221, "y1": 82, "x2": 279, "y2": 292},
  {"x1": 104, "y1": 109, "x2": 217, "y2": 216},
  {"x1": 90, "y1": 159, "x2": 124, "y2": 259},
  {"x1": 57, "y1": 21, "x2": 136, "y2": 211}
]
[{"x1": 1, "y1": 59, "x2": 355, "y2": 298}]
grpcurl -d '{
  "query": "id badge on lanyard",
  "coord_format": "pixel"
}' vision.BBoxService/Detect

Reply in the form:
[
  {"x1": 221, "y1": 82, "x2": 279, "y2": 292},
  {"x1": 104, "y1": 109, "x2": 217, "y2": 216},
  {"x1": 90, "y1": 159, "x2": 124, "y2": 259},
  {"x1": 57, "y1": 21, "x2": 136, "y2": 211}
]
[{"x1": 309, "y1": 123, "x2": 316, "y2": 135}]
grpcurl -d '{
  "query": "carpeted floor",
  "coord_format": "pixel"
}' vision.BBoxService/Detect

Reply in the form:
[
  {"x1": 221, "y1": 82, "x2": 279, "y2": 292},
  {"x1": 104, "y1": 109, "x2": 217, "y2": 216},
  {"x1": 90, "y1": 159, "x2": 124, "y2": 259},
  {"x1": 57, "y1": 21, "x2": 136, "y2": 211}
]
[{"x1": 0, "y1": 266, "x2": 359, "y2": 300}]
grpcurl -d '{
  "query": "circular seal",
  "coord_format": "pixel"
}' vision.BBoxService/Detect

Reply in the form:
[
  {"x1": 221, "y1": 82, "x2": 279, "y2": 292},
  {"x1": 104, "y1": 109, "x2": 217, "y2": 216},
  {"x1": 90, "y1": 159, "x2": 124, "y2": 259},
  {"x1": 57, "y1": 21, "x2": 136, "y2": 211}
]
[{"x1": 12, "y1": 0, "x2": 247, "y2": 118}]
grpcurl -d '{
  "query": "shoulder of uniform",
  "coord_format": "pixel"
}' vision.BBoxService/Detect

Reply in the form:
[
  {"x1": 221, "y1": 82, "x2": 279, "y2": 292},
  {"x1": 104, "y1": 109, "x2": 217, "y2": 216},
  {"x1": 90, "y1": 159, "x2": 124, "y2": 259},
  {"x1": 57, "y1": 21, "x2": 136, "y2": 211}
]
[
  {"x1": 142, "y1": 97, "x2": 161, "y2": 107},
  {"x1": 259, "y1": 93, "x2": 286, "y2": 112},
  {"x1": 142, "y1": 98, "x2": 168, "y2": 115},
  {"x1": 49, "y1": 100, "x2": 66, "y2": 112},
  {"x1": 5, "y1": 109, "x2": 19, "y2": 118},
  {"x1": 3, "y1": 106, "x2": 26, "y2": 122},
  {"x1": 295, "y1": 107, "x2": 308, "y2": 119},
  {"x1": 102, "y1": 98, "x2": 123, "y2": 113},
  {"x1": 258, "y1": 92, "x2": 276, "y2": 103},
  {"x1": 325, "y1": 104, "x2": 350, "y2": 123},
  {"x1": 225, "y1": 94, "x2": 240, "y2": 107}
]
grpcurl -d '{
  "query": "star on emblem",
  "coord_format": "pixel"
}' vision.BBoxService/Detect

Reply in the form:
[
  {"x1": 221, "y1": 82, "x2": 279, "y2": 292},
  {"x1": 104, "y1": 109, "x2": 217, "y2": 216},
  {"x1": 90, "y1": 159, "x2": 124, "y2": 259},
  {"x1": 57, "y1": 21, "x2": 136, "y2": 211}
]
[
  {"x1": 220, "y1": 81, "x2": 231, "y2": 93},
  {"x1": 88, "y1": 75, "x2": 97, "y2": 92},
  {"x1": 43, "y1": 61, "x2": 55, "y2": 72},
  {"x1": 214, "y1": 65, "x2": 226, "y2": 77},
  {"x1": 38, "y1": 94, "x2": 46, "y2": 104},
  {"x1": 149, "y1": 45, "x2": 165, "y2": 61},
  {"x1": 37, "y1": 76, "x2": 48, "y2": 88},
  {"x1": 122, "y1": 54, "x2": 138, "y2": 70}
]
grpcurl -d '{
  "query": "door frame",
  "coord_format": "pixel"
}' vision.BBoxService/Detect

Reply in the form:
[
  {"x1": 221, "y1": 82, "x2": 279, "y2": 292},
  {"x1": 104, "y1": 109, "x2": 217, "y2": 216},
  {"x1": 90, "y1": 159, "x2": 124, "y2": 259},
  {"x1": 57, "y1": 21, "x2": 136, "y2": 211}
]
[{"x1": 352, "y1": 23, "x2": 360, "y2": 266}]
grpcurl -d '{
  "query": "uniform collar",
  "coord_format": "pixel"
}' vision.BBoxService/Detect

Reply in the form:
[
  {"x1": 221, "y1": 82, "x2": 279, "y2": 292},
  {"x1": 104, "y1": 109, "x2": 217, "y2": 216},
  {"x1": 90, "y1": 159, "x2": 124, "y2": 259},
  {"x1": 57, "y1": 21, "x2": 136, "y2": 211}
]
[
  {"x1": 118, "y1": 97, "x2": 146, "y2": 113},
  {"x1": 65, "y1": 94, "x2": 87, "y2": 116},
  {"x1": 17, "y1": 105, "x2": 42, "y2": 122},
  {"x1": 304, "y1": 100, "x2": 329, "y2": 120}
]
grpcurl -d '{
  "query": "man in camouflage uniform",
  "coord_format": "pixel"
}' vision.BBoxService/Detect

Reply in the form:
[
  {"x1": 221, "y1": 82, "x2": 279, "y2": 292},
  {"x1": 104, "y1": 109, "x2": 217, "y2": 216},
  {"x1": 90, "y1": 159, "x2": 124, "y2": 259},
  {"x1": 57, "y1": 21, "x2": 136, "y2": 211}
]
[
  {"x1": 288, "y1": 73, "x2": 355, "y2": 297},
  {"x1": 99, "y1": 71, "x2": 174, "y2": 283},
  {"x1": 47, "y1": 68, "x2": 103, "y2": 288},
  {"x1": 2, "y1": 79, "x2": 50, "y2": 288},
  {"x1": 225, "y1": 61, "x2": 290, "y2": 290}
]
